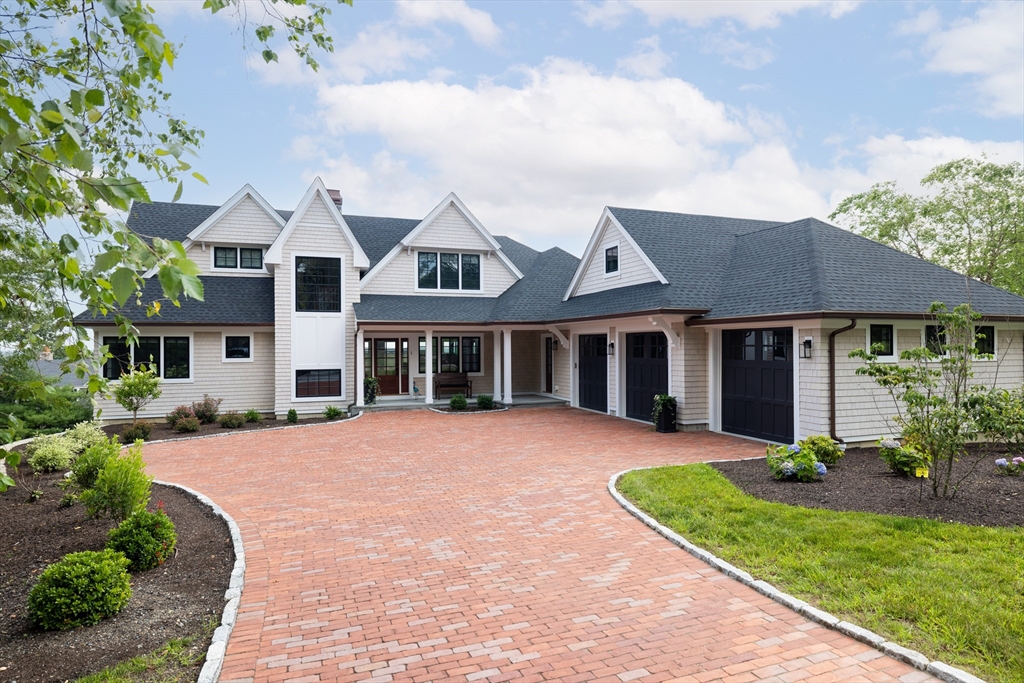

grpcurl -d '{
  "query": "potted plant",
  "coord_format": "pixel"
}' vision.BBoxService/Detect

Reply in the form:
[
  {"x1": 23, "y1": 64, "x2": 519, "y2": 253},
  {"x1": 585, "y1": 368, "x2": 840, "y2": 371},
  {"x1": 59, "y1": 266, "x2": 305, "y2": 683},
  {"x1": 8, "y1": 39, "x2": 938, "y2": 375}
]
[
  {"x1": 651, "y1": 394, "x2": 677, "y2": 433},
  {"x1": 364, "y1": 376, "x2": 380, "y2": 405}
]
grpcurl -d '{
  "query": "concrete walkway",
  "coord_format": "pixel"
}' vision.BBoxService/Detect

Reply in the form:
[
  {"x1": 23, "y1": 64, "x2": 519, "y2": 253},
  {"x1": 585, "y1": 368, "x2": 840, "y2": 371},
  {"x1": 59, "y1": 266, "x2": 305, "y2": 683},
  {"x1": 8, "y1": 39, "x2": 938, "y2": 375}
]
[{"x1": 142, "y1": 407, "x2": 937, "y2": 682}]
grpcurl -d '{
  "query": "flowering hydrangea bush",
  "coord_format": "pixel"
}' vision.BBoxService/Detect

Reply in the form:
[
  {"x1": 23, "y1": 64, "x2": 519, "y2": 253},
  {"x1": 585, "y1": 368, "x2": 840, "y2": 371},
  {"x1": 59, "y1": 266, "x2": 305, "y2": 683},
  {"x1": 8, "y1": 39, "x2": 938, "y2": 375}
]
[
  {"x1": 994, "y1": 456, "x2": 1024, "y2": 476},
  {"x1": 766, "y1": 443, "x2": 825, "y2": 482},
  {"x1": 877, "y1": 438, "x2": 930, "y2": 477}
]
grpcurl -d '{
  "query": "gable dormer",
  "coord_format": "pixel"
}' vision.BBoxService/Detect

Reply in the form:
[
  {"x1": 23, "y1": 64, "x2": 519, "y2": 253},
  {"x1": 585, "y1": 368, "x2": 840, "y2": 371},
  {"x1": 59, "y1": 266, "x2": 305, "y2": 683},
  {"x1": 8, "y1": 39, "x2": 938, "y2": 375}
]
[
  {"x1": 564, "y1": 207, "x2": 666, "y2": 300},
  {"x1": 183, "y1": 185, "x2": 286, "y2": 277},
  {"x1": 360, "y1": 193, "x2": 523, "y2": 297}
]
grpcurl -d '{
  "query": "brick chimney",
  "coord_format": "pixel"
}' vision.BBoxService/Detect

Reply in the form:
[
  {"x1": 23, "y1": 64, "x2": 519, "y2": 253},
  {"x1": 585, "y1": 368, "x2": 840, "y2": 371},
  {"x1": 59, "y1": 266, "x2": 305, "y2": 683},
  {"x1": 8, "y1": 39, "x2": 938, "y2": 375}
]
[
  {"x1": 39, "y1": 346, "x2": 53, "y2": 362},
  {"x1": 327, "y1": 189, "x2": 343, "y2": 208}
]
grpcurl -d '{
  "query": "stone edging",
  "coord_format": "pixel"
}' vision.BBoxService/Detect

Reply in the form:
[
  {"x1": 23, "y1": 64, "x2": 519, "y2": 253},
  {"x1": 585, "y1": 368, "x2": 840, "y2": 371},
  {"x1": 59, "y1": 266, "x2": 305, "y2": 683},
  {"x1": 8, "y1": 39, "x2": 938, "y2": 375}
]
[
  {"x1": 144, "y1": 410, "x2": 364, "y2": 447},
  {"x1": 607, "y1": 467, "x2": 986, "y2": 683},
  {"x1": 154, "y1": 480, "x2": 245, "y2": 683},
  {"x1": 426, "y1": 406, "x2": 511, "y2": 415}
]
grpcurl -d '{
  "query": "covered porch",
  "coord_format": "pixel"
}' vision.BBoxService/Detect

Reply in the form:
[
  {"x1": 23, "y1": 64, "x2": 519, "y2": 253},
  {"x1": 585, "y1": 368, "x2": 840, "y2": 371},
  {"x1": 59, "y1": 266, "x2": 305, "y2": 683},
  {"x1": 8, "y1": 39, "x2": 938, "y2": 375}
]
[{"x1": 354, "y1": 326, "x2": 570, "y2": 408}]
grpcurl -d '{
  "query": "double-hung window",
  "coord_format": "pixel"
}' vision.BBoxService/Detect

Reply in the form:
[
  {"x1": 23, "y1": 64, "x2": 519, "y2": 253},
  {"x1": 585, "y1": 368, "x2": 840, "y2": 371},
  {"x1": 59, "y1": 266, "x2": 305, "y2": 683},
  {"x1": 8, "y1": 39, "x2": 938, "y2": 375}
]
[
  {"x1": 417, "y1": 252, "x2": 481, "y2": 291},
  {"x1": 605, "y1": 246, "x2": 619, "y2": 274},
  {"x1": 869, "y1": 324, "x2": 895, "y2": 360},
  {"x1": 214, "y1": 246, "x2": 264, "y2": 271},
  {"x1": 102, "y1": 335, "x2": 190, "y2": 380},
  {"x1": 975, "y1": 325, "x2": 996, "y2": 356},
  {"x1": 295, "y1": 256, "x2": 341, "y2": 312}
]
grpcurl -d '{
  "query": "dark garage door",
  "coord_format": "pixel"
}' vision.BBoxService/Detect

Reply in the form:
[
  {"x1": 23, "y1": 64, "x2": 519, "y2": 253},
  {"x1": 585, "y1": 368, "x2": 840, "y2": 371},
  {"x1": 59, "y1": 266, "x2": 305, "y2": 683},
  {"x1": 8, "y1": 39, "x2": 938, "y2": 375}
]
[
  {"x1": 722, "y1": 328, "x2": 793, "y2": 443},
  {"x1": 625, "y1": 332, "x2": 668, "y2": 421},
  {"x1": 578, "y1": 334, "x2": 608, "y2": 412}
]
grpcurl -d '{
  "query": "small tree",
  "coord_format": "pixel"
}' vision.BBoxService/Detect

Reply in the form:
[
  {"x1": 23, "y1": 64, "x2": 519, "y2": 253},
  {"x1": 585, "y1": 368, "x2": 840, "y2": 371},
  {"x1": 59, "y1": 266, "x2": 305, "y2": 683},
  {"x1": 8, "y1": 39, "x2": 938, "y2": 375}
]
[
  {"x1": 851, "y1": 302, "x2": 988, "y2": 498},
  {"x1": 112, "y1": 366, "x2": 162, "y2": 424}
]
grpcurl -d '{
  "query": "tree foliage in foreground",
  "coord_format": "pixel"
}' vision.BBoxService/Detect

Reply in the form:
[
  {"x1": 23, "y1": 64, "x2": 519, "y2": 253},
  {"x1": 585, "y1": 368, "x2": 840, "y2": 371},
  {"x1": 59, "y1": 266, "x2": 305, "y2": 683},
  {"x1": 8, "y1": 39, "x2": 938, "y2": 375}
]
[
  {"x1": 0, "y1": 0, "x2": 347, "y2": 442},
  {"x1": 830, "y1": 157, "x2": 1024, "y2": 295}
]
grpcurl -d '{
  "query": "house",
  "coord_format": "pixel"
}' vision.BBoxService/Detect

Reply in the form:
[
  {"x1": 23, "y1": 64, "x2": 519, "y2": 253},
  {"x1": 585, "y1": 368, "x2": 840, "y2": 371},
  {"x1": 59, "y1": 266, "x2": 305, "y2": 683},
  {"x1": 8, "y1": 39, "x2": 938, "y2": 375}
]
[{"x1": 75, "y1": 178, "x2": 1024, "y2": 445}]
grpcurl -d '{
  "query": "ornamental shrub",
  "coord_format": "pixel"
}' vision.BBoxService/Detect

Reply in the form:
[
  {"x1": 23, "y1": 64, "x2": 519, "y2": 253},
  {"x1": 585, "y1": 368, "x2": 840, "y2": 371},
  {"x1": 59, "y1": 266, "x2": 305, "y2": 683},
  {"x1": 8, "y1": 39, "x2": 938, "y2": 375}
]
[
  {"x1": 112, "y1": 366, "x2": 162, "y2": 423},
  {"x1": 994, "y1": 456, "x2": 1024, "y2": 476},
  {"x1": 286, "y1": 408, "x2": 298, "y2": 424},
  {"x1": 71, "y1": 437, "x2": 120, "y2": 491},
  {"x1": 476, "y1": 394, "x2": 494, "y2": 410},
  {"x1": 766, "y1": 443, "x2": 824, "y2": 482},
  {"x1": 218, "y1": 411, "x2": 246, "y2": 429},
  {"x1": 64, "y1": 421, "x2": 107, "y2": 455},
  {"x1": 27, "y1": 550, "x2": 131, "y2": 630},
  {"x1": 165, "y1": 405, "x2": 195, "y2": 427},
  {"x1": 174, "y1": 416, "x2": 201, "y2": 433},
  {"x1": 80, "y1": 442, "x2": 152, "y2": 522},
  {"x1": 323, "y1": 405, "x2": 343, "y2": 420},
  {"x1": 798, "y1": 435, "x2": 844, "y2": 465},
  {"x1": 27, "y1": 435, "x2": 75, "y2": 473},
  {"x1": 119, "y1": 420, "x2": 152, "y2": 442},
  {"x1": 107, "y1": 508, "x2": 177, "y2": 572},
  {"x1": 191, "y1": 395, "x2": 223, "y2": 424},
  {"x1": 449, "y1": 394, "x2": 468, "y2": 411},
  {"x1": 243, "y1": 409, "x2": 262, "y2": 423},
  {"x1": 878, "y1": 439, "x2": 930, "y2": 477}
]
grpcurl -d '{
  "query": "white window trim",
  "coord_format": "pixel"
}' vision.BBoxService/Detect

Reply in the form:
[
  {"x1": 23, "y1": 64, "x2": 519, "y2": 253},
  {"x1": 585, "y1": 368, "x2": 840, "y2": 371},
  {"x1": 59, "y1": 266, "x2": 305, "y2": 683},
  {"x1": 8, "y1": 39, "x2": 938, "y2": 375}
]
[
  {"x1": 210, "y1": 245, "x2": 268, "y2": 274},
  {"x1": 413, "y1": 250, "x2": 486, "y2": 294},
  {"x1": 101, "y1": 331, "x2": 194, "y2": 384},
  {"x1": 222, "y1": 331, "x2": 255, "y2": 363},
  {"x1": 603, "y1": 241, "x2": 621, "y2": 278},
  {"x1": 413, "y1": 334, "x2": 486, "y2": 377},
  {"x1": 974, "y1": 325, "x2": 998, "y2": 361},
  {"x1": 290, "y1": 252, "x2": 346, "y2": 403},
  {"x1": 866, "y1": 324, "x2": 897, "y2": 363},
  {"x1": 292, "y1": 368, "x2": 344, "y2": 402}
]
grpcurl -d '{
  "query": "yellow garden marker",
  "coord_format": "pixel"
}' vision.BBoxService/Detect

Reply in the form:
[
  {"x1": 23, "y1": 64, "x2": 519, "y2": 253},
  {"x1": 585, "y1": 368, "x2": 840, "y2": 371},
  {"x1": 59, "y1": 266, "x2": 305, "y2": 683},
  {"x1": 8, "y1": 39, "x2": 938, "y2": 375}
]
[{"x1": 915, "y1": 467, "x2": 929, "y2": 478}]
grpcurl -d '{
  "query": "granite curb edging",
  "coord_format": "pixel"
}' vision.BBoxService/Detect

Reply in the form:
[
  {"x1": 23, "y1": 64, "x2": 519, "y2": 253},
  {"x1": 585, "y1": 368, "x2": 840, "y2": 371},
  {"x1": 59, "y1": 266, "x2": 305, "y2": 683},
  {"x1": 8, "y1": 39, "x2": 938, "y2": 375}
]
[
  {"x1": 607, "y1": 467, "x2": 987, "y2": 683},
  {"x1": 426, "y1": 406, "x2": 511, "y2": 415},
  {"x1": 142, "y1": 410, "x2": 364, "y2": 447},
  {"x1": 153, "y1": 480, "x2": 246, "y2": 683}
]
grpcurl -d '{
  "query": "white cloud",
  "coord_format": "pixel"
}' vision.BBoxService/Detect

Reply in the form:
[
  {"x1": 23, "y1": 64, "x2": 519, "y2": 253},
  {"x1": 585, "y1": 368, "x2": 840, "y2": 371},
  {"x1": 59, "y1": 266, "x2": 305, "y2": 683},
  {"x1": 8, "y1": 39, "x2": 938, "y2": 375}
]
[
  {"x1": 703, "y1": 27, "x2": 775, "y2": 69},
  {"x1": 912, "y1": 2, "x2": 1024, "y2": 117},
  {"x1": 577, "y1": 0, "x2": 860, "y2": 30},
  {"x1": 896, "y1": 6, "x2": 941, "y2": 36},
  {"x1": 288, "y1": 58, "x2": 1021, "y2": 254},
  {"x1": 616, "y1": 35, "x2": 671, "y2": 78},
  {"x1": 395, "y1": 0, "x2": 501, "y2": 47}
]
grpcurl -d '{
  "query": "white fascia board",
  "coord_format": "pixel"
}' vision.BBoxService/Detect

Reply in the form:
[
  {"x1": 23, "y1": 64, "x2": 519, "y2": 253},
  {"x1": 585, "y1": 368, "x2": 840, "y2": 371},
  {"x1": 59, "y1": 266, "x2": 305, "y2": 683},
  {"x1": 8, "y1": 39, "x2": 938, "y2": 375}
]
[
  {"x1": 186, "y1": 184, "x2": 285, "y2": 243},
  {"x1": 360, "y1": 192, "x2": 522, "y2": 289},
  {"x1": 563, "y1": 207, "x2": 669, "y2": 301},
  {"x1": 265, "y1": 177, "x2": 370, "y2": 269}
]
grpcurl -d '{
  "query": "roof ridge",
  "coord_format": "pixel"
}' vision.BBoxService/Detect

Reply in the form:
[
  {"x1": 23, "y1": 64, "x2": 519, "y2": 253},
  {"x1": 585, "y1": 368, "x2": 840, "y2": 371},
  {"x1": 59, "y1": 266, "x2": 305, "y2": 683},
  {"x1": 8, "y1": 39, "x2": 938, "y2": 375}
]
[
  {"x1": 607, "y1": 205, "x2": 787, "y2": 227},
  {"x1": 803, "y1": 220, "x2": 830, "y2": 310}
]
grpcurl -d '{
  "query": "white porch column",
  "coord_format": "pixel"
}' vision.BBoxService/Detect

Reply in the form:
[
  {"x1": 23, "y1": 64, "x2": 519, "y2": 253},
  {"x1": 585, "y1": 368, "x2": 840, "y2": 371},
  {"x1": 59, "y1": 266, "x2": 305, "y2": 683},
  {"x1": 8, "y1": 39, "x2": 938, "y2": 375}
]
[
  {"x1": 493, "y1": 330, "x2": 502, "y2": 400},
  {"x1": 356, "y1": 328, "x2": 365, "y2": 407},
  {"x1": 425, "y1": 330, "x2": 434, "y2": 404},
  {"x1": 502, "y1": 327, "x2": 513, "y2": 405}
]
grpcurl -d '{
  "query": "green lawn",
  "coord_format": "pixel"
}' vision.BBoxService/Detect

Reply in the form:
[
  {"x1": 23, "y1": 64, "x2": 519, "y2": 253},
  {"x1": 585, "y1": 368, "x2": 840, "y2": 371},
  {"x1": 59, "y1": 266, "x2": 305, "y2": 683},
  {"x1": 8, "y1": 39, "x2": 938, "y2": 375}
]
[
  {"x1": 617, "y1": 464, "x2": 1024, "y2": 683},
  {"x1": 74, "y1": 626, "x2": 211, "y2": 683}
]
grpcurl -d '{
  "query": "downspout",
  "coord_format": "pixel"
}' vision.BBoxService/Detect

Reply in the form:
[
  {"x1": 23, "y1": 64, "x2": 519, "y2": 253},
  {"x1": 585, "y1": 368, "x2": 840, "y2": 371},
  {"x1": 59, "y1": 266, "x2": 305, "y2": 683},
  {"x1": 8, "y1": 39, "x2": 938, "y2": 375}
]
[{"x1": 828, "y1": 319, "x2": 857, "y2": 443}]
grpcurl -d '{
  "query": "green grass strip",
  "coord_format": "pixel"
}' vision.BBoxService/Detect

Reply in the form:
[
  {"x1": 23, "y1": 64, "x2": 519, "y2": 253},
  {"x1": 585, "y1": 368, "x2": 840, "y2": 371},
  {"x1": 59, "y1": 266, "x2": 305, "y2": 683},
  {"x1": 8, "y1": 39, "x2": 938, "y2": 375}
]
[
  {"x1": 618, "y1": 464, "x2": 1024, "y2": 683},
  {"x1": 75, "y1": 628, "x2": 209, "y2": 683}
]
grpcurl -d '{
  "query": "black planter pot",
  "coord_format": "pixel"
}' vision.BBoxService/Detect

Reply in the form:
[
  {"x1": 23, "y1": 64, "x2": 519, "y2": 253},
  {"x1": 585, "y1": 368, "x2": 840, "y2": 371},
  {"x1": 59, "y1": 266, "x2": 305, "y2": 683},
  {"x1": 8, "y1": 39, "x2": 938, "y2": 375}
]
[
  {"x1": 655, "y1": 403, "x2": 677, "y2": 433},
  {"x1": 365, "y1": 386, "x2": 377, "y2": 405}
]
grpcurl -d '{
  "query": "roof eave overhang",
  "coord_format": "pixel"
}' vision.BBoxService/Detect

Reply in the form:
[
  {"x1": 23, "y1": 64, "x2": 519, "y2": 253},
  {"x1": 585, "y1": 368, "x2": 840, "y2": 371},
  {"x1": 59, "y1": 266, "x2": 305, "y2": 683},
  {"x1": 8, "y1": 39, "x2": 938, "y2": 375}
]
[
  {"x1": 686, "y1": 310, "x2": 1024, "y2": 326},
  {"x1": 75, "y1": 321, "x2": 275, "y2": 328},
  {"x1": 355, "y1": 308, "x2": 706, "y2": 327}
]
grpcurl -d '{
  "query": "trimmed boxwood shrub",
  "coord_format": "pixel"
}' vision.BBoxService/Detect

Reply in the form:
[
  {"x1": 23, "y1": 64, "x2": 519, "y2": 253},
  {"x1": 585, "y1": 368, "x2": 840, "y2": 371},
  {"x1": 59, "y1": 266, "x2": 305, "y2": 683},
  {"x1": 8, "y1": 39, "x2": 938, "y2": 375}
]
[
  {"x1": 174, "y1": 416, "x2": 201, "y2": 433},
  {"x1": 287, "y1": 408, "x2": 298, "y2": 424},
  {"x1": 27, "y1": 550, "x2": 132, "y2": 630},
  {"x1": 476, "y1": 394, "x2": 494, "y2": 410},
  {"x1": 449, "y1": 394, "x2": 468, "y2": 411},
  {"x1": 165, "y1": 405, "x2": 195, "y2": 427},
  {"x1": 71, "y1": 437, "x2": 120, "y2": 491},
  {"x1": 119, "y1": 420, "x2": 152, "y2": 443},
  {"x1": 219, "y1": 411, "x2": 246, "y2": 429},
  {"x1": 107, "y1": 508, "x2": 178, "y2": 572}
]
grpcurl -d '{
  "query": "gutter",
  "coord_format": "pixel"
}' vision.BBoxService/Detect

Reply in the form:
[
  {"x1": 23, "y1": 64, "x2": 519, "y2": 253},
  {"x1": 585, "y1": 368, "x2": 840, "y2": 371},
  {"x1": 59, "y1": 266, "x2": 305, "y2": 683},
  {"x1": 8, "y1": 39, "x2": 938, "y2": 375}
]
[
  {"x1": 828, "y1": 319, "x2": 857, "y2": 443},
  {"x1": 686, "y1": 310, "x2": 1024, "y2": 326}
]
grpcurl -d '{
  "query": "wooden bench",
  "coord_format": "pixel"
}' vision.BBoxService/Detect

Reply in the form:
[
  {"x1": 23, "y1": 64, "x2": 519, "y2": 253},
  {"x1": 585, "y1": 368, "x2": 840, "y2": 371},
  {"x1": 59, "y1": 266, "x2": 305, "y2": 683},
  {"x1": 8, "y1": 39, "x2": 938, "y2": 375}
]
[{"x1": 434, "y1": 372, "x2": 472, "y2": 398}]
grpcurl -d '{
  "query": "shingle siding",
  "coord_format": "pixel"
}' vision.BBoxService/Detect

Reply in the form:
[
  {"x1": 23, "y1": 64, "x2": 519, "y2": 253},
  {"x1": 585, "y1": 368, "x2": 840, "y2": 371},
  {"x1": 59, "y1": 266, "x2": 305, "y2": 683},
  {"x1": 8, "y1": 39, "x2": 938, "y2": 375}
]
[
  {"x1": 681, "y1": 326, "x2": 708, "y2": 426},
  {"x1": 412, "y1": 205, "x2": 494, "y2": 252},
  {"x1": 552, "y1": 330, "x2": 571, "y2": 400},
  {"x1": 511, "y1": 331, "x2": 542, "y2": 394},
  {"x1": 574, "y1": 220, "x2": 659, "y2": 298},
  {"x1": 797, "y1": 327, "x2": 829, "y2": 438},
  {"x1": 361, "y1": 250, "x2": 517, "y2": 297},
  {"x1": 195, "y1": 195, "x2": 283, "y2": 246}
]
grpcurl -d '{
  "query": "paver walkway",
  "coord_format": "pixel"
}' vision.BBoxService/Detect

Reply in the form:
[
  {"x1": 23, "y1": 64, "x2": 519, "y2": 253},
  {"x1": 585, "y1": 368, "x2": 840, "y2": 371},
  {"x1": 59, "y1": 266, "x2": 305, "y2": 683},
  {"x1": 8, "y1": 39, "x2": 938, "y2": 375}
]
[{"x1": 143, "y1": 407, "x2": 938, "y2": 683}]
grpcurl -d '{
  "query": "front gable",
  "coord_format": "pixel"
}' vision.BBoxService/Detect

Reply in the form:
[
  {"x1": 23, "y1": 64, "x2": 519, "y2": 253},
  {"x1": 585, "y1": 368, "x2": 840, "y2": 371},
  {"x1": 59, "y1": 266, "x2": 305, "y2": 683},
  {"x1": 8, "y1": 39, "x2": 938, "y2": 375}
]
[
  {"x1": 265, "y1": 179, "x2": 369, "y2": 269},
  {"x1": 564, "y1": 208, "x2": 666, "y2": 300},
  {"x1": 186, "y1": 185, "x2": 285, "y2": 246}
]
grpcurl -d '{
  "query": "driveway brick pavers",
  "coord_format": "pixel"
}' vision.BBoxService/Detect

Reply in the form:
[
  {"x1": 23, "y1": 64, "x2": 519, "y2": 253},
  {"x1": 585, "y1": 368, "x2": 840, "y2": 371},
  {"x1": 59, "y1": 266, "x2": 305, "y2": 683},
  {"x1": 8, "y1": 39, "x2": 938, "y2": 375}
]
[{"x1": 142, "y1": 407, "x2": 937, "y2": 683}]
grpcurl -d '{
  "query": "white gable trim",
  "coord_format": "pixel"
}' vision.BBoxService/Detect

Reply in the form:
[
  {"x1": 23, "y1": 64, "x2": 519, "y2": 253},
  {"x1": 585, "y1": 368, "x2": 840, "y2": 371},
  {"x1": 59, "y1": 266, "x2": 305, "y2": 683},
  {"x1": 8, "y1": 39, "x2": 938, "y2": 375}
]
[
  {"x1": 185, "y1": 184, "x2": 285, "y2": 244},
  {"x1": 265, "y1": 178, "x2": 370, "y2": 269},
  {"x1": 359, "y1": 192, "x2": 523, "y2": 288},
  {"x1": 563, "y1": 208, "x2": 668, "y2": 301}
]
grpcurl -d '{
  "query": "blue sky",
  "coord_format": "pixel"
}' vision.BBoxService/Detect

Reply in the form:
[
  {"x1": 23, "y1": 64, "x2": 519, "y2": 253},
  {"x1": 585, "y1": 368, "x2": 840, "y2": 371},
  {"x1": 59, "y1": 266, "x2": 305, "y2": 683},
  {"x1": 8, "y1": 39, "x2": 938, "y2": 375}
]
[{"x1": 151, "y1": 0, "x2": 1024, "y2": 256}]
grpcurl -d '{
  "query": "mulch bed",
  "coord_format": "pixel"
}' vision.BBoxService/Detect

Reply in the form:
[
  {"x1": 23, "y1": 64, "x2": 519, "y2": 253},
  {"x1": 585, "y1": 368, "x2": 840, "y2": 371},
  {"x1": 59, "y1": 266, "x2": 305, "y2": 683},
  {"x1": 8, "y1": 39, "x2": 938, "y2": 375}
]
[
  {"x1": 103, "y1": 415, "x2": 347, "y2": 443},
  {"x1": 711, "y1": 445, "x2": 1024, "y2": 527},
  {"x1": 430, "y1": 406, "x2": 507, "y2": 414},
  {"x1": 0, "y1": 459, "x2": 234, "y2": 682}
]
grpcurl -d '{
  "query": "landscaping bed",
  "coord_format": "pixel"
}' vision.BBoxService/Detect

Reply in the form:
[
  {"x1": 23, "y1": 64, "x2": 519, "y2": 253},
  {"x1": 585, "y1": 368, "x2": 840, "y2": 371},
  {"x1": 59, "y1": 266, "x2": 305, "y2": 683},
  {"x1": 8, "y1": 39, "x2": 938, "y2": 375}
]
[
  {"x1": 712, "y1": 445, "x2": 1023, "y2": 527},
  {"x1": 618, "y1": 464, "x2": 1024, "y2": 683},
  {"x1": 0, "y1": 459, "x2": 233, "y2": 682},
  {"x1": 102, "y1": 415, "x2": 345, "y2": 443}
]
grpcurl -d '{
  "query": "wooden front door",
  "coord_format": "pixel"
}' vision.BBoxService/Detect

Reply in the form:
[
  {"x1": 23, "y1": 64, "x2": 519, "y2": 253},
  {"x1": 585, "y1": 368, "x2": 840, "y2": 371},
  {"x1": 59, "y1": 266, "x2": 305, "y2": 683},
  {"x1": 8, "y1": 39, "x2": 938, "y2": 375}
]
[
  {"x1": 545, "y1": 338, "x2": 554, "y2": 394},
  {"x1": 374, "y1": 339, "x2": 400, "y2": 395},
  {"x1": 625, "y1": 332, "x2": 668, "y2": 421},
  {"x1": 578, "y1": 334, "x2": 608, "y2": 412}
]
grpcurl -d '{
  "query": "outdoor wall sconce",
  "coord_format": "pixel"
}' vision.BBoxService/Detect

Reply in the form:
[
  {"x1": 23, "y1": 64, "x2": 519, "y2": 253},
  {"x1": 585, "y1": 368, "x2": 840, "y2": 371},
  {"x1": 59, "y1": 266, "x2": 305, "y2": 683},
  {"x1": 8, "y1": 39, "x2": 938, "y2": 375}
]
[
  {"x1": 608, "y1": 342, "x2": 615, "y2": 355},
  {"x1": 801, "y1": 337, "x2": 813, "y2": 358}
]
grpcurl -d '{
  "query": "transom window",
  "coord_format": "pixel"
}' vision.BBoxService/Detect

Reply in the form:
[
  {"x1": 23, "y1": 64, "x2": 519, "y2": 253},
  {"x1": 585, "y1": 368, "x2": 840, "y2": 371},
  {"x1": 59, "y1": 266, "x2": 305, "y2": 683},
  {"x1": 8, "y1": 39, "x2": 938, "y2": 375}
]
[
  {"x1": 295, "y1": 256, "x2": 341, "y2": 312},
  {"x1": 975, "y1": 325, "x2": 995, "y2": 356},
  {"x1": 214, "y1": 246, "x2": 264, "y2": 270},
  {"x1": 419, "y1": 336, "x2": 482, "y2": 373},
  {"x1": 417, "y1": 252, "x2": 481, "y2": 291},
  {"x1": 295, "y1": 369, "x2": 341, "y2": 397},
  {"x1": 869, "y1": 324, "x2": 894, "y2": 358},
  {"x1": 102, "y1": 335, "x2": 190, "y2": 380},
  {"x1": 605, "y1": 246, "x2": 619, "y2": 274}
]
